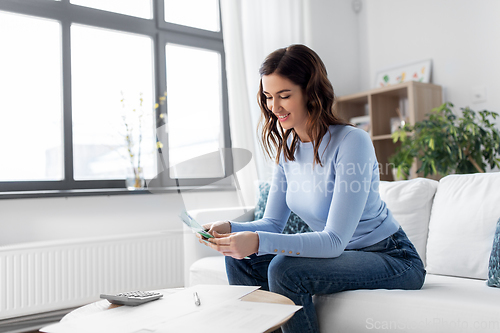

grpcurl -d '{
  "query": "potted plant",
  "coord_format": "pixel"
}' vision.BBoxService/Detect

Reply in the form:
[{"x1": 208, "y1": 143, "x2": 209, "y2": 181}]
[{"x1": 390, "y1": 102, "x2": 500, "y2": 179}]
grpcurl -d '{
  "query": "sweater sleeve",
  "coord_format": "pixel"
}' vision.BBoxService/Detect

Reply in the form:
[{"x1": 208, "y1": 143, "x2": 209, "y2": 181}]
[
  {"x1": 230, "y1": 161, "x2": 290, "y2": 233},
  {"x1": 255, "y1": 130, "x2": 376, "y2": 258}
]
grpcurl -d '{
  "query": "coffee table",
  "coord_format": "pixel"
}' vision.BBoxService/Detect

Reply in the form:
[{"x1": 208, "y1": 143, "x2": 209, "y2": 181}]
[
  {"x1": 241, "y1": 290, "x2": 295, "y2": 332},
  {"x1": 60, "y1": 288, "x2": 295, "y2": 333}
]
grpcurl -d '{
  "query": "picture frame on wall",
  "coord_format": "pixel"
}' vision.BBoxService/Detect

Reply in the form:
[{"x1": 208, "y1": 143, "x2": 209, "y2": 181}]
[{"x1": 374, "y1": 59, "x2": 432, "y2": 88}]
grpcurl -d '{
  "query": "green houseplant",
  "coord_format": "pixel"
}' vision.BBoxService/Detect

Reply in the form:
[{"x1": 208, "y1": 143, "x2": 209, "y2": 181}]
[{"x1": 390, "y1": 102, "x2": 500, "y2": 179}]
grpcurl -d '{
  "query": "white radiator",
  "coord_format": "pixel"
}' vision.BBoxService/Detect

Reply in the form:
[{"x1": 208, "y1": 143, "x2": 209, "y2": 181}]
[{"x1": 0, "y1": 231, "x2": 184, "y2": 320}]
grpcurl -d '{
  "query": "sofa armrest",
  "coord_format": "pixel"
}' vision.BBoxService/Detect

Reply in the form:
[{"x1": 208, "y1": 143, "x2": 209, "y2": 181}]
[
  {"x1": 189, "y1": 206, "x2": 255, "y2": 224},
  {"x1": 183, "y1": 206, "x2": 255, "y2": 286}
]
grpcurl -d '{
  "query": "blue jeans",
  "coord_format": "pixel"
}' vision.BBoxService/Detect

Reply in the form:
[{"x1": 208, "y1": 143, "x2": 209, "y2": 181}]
[{"x1": 225, "y1": 227, "x2": 426, "y2": 333}]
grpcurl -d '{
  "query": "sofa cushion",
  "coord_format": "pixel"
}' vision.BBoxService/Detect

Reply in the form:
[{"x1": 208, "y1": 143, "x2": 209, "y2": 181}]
[
  {"x1": 379, "y1": 178, "x2": 438, "y2": 265},
  {"x1": 314, "y1": 273, "x2": 500, "y2": 333},
  {"x1": 426, "y1": 173, "x2": 500, "y2": 280},
  {"x1": 487, "y1": 217, "x2": 500, "y2": 287},
  {"x1": 254, "y1": 182, "x2": 313, "y2": 234}
]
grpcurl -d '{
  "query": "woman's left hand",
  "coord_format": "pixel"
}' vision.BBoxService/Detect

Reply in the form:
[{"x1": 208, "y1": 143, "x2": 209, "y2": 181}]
[{"x1": 206, "y1": 231, "x2": 259, "y2": 259}]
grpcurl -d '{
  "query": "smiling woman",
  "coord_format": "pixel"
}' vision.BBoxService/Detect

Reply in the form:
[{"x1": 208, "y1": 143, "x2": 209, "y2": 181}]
[
  {"x1": 262, "y1": 74, "x2": 310, "y2": 142},
  {"x1": 198, "y1": 45, "x2": 427, "y2": 333},
  {"x1": 258, "y1": 45, "x2": 350, "y2": 167}
]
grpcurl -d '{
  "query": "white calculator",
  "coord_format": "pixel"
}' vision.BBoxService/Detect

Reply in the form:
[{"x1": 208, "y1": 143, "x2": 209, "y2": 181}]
[{"x1": 100, "y1": 291, "x2": 163, "y2": 306}]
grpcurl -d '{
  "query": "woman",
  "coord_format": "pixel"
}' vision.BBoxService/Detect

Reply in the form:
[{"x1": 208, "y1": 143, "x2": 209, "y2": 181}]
[{"x1": 200, "y1": 44, "x2": 426, "y2": 333}]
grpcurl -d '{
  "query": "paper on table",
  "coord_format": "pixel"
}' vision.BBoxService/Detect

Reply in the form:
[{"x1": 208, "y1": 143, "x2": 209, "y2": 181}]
[
  {"x1": 159, "y1": 299, "x2": 302, "y2": 333},
  {"x1": 60, "y1": 289, "x2": 181, "y2": 323},
  {"x1": 40, "y1": 285, "x2": 260, "y2": 333}
]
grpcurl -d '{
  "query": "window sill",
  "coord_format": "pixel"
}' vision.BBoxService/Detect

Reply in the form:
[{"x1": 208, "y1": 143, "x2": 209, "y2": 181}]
[{"x1": 0, "y1": 184, "x2": 235, "y2": 200}]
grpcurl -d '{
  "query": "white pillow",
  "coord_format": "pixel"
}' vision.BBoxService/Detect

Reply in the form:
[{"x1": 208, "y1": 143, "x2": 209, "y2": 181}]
[
  {"x1": 426, "y1": 173, "x2": 500, "y2": 280},
  {"x1": 379, "y1": 178, "x2": 439, "y2": 265}
]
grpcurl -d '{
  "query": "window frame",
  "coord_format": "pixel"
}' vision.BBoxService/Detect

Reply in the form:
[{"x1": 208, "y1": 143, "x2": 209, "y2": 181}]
[{"x1": 0, "y1": 0, "x2": 234, "y2": 198}]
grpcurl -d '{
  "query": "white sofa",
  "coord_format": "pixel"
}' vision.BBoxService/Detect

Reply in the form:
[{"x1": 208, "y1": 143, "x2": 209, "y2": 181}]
[{"x1": 184, "y1": 173, "x2": 500, "y2": 333}]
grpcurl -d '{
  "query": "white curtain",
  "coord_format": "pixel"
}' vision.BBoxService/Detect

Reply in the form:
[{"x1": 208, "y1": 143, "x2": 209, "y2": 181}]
[{"x1": 220, "y1": 0, "x2": 307, "y2": 206}]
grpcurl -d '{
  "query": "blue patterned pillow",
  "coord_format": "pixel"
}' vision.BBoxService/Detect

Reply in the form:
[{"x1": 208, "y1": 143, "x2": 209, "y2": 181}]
[
  {"x1": 487, "y1": 218, "x2": 500, "y2": 287},
  {"x1": 254, "y1": 182, "x2": 313, "y2": 234}
]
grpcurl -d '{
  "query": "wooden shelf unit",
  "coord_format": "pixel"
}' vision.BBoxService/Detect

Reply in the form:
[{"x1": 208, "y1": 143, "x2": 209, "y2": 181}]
[{"x1": 335, "y1": 81, "x2": 443, "y2": 181}]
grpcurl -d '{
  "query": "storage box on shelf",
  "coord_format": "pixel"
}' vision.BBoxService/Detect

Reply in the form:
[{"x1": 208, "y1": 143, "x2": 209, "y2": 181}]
[{"x1": 335, "y1": 81, "x2": 443, "y2": 180}]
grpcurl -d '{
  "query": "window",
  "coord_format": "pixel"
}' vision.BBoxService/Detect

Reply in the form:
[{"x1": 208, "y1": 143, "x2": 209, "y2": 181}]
[
  {"x1": 166, "y1": 44, "x2": 224, "y2": 179},
  {"x1": 0, "y1": 11, "x2": 63, "y2": 182},
  {"x1": 70, "y1": 0, "x2": 153, "y2": 19},
  {"x1": 71, "y1": 25, "x2": 155, "y2": 181},
  {"x1": 0, "y1": 0, "x2": 231, "y2": 195},
  {"x1": 164, "y1": 0, "x2": 219, "y2": 31}
]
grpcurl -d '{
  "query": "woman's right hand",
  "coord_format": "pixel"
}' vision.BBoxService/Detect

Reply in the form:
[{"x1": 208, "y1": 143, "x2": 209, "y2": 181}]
[{"x1": 196, "y1": 220, "x2": 231, "y2": 242}]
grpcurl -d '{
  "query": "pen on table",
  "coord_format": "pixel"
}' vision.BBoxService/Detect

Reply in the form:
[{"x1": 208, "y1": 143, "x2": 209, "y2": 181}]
[{"x1": 193, "y1": 292, "x2": 201, "y2": 306}]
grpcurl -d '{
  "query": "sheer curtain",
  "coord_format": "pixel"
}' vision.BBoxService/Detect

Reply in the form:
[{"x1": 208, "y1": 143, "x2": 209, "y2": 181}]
[{"x1": 220, "y1": 0, "x2": 307, "y2": 206}]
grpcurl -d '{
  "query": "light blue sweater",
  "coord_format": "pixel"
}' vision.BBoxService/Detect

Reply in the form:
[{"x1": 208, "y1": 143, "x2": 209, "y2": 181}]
[{"x1": 230, "y1": 125, "x2": 400, "y2": 258}]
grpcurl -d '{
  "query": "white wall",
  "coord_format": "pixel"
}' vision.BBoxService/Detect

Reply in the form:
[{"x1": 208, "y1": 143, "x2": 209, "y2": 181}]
[
  {"x1": 0, "y1": 189, "x2": 240, "y2": 246},
  {"x1": 308, "y1": 0, "x2": 500, "y2": 116},
  {"x1": 305, "y1": 0, "x2": 362, "y2": 96},
  {"x1": 361, "y1": 0, "x2": 500, "y2": 114}
]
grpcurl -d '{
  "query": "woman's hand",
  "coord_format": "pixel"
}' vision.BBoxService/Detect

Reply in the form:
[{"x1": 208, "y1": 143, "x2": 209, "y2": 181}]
[
  {"x1": 204, "y1": 220, "x2": 231, "y2": 235},
  {"x1": 195, "y1": 220, "x2": 231, "y2": 242},
  {"x1": 206, "y1": 231, "x2": 259, "y2": 259}
]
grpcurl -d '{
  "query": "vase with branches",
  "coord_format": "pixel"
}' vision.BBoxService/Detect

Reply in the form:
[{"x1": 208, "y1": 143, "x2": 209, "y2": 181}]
[
  {"x1": 120, "y1": 92, "x2": 147, "y2": 189},
  {"x1": 119, "y1": 91, "x2": 166, "y2": 189}
]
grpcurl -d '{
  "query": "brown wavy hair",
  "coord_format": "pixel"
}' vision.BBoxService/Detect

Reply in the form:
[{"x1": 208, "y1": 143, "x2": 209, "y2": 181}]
[{"x1": 258, "y1": 44, "x2": 350, "y2": 166}]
